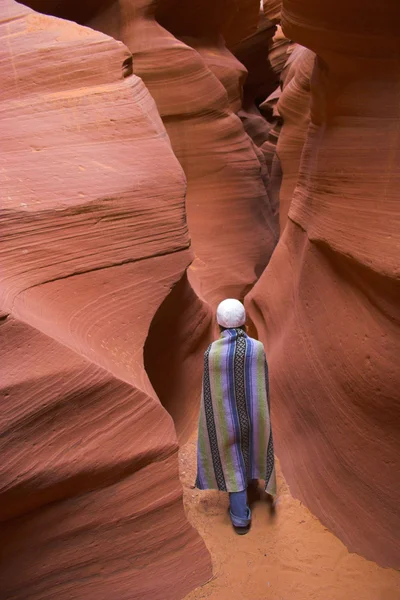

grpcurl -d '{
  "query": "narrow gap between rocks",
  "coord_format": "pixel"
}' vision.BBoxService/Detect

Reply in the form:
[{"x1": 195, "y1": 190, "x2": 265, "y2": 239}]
[{"x1": 144, "y1": 272, "x2": 214, "y2": 444}]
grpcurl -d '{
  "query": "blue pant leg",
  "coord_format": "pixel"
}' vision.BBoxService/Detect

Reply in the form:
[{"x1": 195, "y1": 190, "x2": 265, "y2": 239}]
[{"x1": 229, "y1": 490, "x2": 251, "y2": 527}]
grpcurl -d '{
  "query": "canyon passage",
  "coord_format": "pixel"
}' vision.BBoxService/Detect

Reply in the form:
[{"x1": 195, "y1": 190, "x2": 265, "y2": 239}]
[{"x1": 0, "y1": 1, "x2": 399, "y2": 599}]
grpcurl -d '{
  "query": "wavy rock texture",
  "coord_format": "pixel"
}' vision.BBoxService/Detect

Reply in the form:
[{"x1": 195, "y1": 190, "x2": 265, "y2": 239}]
[
  {"x1": 263, "y1": 0, "x2": 281, "y2": 24},
  {"x1": 247, "y1": 0, "x2": 400, "y2": 568},
  {"x1": 267, "y1": 25, "x2": 292, "y2": 75},
  {"x1": 144, "y1": 272, "x2": 214, "y2": 443},
  {"x1": 4, "y1": 0, "x2": 399, "y2": 592},
  {"x1": 231, "y1": 13, "x2": 293, "y2": 232},
  {"x1": 230, "y1": 11, "x2": 277, "y2": 108},
  {"x1": 87, "y1": 0, "x2": 278, "y2": 306},
  {"x1": 0, "y1": 2, "x2": 211, "y2": 598},
  {"x1": 23, "y1": 0, "x2": 279, "y2": 302},
  {"x1": 253, "y1": 25, "x2": 295, "y2": 227},
  {"x1": 230, "y1": 11, "x2": 277, "y2": 185},
  {"x1": 274, "y1": 44, "x2": 314, "y2": 230},
  {"x1": 194, "y1": 14, "x2": 280, "y2": 243}
]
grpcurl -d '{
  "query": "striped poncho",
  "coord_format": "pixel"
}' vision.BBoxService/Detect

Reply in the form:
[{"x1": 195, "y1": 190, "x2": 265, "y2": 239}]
[{"x1": 195, "y1": 328, "x2": 276, "y2": 495}]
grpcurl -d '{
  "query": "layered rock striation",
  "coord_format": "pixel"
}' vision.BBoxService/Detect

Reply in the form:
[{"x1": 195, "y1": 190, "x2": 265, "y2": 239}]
[
  {"x1": 247, "y1": 0, "x2": 400, "y2": 568},
  {"x1": 0, "y1": 2, "x2": 212, "y2": 598}
]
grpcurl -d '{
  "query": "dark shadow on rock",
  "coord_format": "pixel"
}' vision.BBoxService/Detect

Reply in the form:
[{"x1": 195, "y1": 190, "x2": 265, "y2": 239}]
[{"x1": 144, "y1": 272, "x2": 213, "y2": 443}]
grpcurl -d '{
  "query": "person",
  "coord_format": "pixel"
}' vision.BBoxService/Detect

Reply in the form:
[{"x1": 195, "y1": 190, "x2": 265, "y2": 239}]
[{"x1": 195, "y1": 298, "x2": 276, "y2": 535}]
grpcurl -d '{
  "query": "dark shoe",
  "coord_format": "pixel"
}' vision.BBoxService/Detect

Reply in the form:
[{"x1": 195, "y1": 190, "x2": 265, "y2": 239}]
[{"x1": 233, "y1": 523, "x2": 251, "y2": 535}]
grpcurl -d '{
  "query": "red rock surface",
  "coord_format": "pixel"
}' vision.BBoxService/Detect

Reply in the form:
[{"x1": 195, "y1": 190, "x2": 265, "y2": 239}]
[
  {"x1": 87, "y1": 0, "x2": 278, "y2": 306},
  {"x1": 267, "y1": 25, "x2": 292, "y2": 76},
  {"x1": 263, "y1": 0, "x2": 281, "y2": 24},
  {"x1": 22, "y1": 0, "x2": 278, "y2": 305},
  {"x1": 229, "y1": 12, "x2": 278, "y2": 196},
  {"x1": 274, "y1": 44, "x2": 314, "y2": 230},
  {"x1": 0, "y1": 1, "x2": 211, "y2": 598},
  {"x1": 229, "y1": 11, "x2": 278, "y2": 107},
  {"x1": 144, "y1": 272, "x2": 214, "y2": 443},
  {"x1": 239, "y1": 21, "x2": 296, "y2": 227},
  {"x1": 247, "y1": 0, "x2": 400, "y2": 568},
  {"x1": 155, "y1": 0, "x2": 261, "y2": 48},
  {"x1": 2, "y1": 0, "x2": 400, "y2": 593}
]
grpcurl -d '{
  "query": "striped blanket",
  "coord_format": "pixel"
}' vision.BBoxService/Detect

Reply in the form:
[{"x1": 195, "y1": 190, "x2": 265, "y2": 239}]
[{"x1": 195, "y1": 328, "x2": 276, "y2": 495}]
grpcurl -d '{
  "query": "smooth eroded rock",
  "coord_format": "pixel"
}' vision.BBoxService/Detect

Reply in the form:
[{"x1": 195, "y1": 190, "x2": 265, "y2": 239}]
[
  {"x1": 247, "y1": 0, "x2": 400, "y2": 568},
  {"x1": 88, "y1": 0, "x2": 278, "y2": 305},
  {"x1": 0, "y1": 2, "x2": 211, "y2": 597}
]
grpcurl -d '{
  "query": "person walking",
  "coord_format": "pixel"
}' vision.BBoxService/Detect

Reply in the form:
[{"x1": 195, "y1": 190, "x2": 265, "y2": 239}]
[{"x1": 195, "y1": 298, "x2": 276, "y2": 534}]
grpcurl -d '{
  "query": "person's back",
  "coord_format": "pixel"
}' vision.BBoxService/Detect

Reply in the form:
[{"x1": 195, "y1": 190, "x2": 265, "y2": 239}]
[{"x1": 195, "y1": 299, "x2": 276, "y2": 534}]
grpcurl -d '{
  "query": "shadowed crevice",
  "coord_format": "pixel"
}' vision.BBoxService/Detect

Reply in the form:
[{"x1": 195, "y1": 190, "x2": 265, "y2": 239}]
[
  {"x1": 18, "y1": 0, "x2": 114, "y2": 24},
  {"x1": 144, "y1": 272, "x2": 214, "y2": 443}
]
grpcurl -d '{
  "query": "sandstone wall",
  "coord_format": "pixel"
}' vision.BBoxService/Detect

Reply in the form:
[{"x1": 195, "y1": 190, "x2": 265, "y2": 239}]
[
  {"x1": 88, "y1": 0, "x2": 278, "y2": 305},
  {"x1": 247, "y1": 0, "x2": 400, "y2": 568},
  {"x1": 0, "y1": 2, "x2": 212, "y2": 597}
]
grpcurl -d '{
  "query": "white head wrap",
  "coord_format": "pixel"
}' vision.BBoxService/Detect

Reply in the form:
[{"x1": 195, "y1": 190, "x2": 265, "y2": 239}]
[{"x1": 216, "y1": 299, "x2": 246, "y2": 328}]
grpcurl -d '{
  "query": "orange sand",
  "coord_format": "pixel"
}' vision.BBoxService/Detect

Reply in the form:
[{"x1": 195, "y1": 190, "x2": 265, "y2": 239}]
[{"x1": 181, "y1": 436, "x2": 400, "y2": 600}]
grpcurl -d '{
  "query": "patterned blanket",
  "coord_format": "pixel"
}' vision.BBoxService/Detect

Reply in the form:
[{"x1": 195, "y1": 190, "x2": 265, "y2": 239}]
[{"x1": 195, "y1": 328, "x2": 276, "y2": 495}]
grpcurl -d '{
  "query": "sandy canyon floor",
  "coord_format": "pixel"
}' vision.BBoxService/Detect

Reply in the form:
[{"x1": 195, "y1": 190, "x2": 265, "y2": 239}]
[{"x1": 180, "y1": 435, "x2": 399, "y2": 600}]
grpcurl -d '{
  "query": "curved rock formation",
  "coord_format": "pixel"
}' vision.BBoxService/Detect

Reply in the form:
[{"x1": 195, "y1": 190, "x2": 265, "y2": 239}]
[
  {"x1": 247, "y1": 0, "x2": 400, "y2": 568},
  {"x1": 267, "y1": 25, "x2": 292, "y2": 75},
  {"x1": 4, "y1": 0, "x2": 399, "y2": 588},
  {"x1": 21, "y1": 0, "x2": 279, "y2": 301},
  {"x1": 230, "y1": 10, "x2": 278, "y2": 108},
  {"x1": 144, "y1": 273, "x2": 214, "y2": 443},
  {"x1": 263, "y1": 0, "x2": 281, "y2": 24},
  {"x1": 0, "y1": 2, "x2": 211, "y2": 598},
  {"x1": 251, "y1": 26, "x2": 294, "y2": 226},
  {"x1": 88, "y1": 0, "x2": 278, "y2": 306},
  {"x1": 155, "y1": 0, "x2": 261, "y2": 48},
  {"x1": 230, "y1": 10, "x2": 278, "y2": 189},
  {"x1": 274, "y1": 44, "x2": 314, "y2": 230}
]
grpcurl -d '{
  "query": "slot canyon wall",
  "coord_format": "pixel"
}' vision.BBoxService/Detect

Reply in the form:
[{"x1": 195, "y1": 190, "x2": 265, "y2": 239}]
[
  {"x1": 0, "y1": 2, "x2": 399, "y2": 600},
  {"x1": 0, "y1": 1, "x2": 214, "y2": 598},
  {"x1": 86, "y1": 0, "x2": 279, "y2": 306},
  {"x1": 247, "y1": 0, "x2": 400, "y2": 569},
  {"x1": 0, "y1": 0, "x2": 280, "y2": 599}
]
